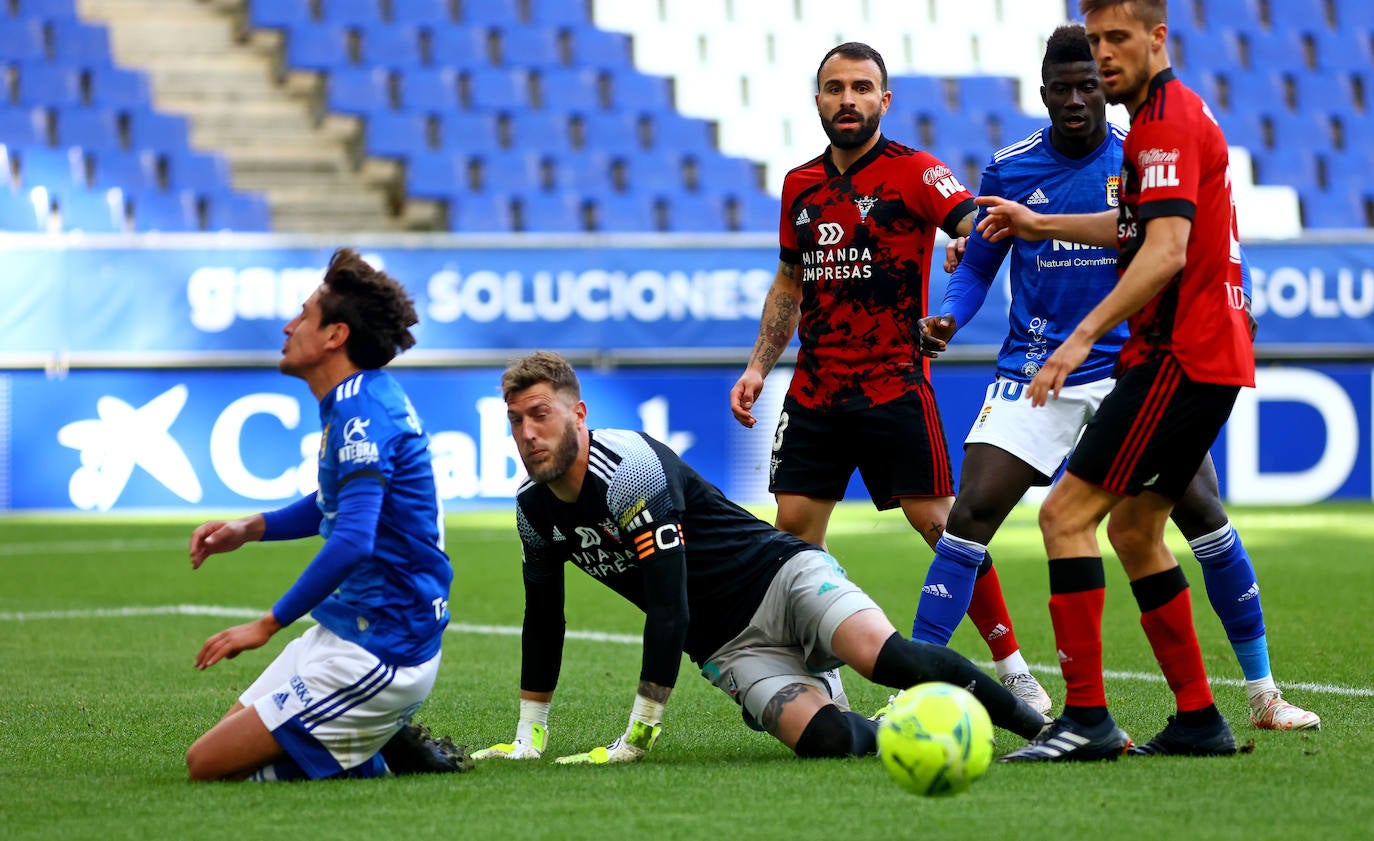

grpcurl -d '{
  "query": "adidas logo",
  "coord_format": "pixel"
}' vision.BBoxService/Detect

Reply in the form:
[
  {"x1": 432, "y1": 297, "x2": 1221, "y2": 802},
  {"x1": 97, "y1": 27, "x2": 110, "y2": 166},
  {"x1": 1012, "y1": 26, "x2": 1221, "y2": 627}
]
[
  {"x1": 986, "y1": 623, "x2": 1010, "y2": 641},
  {"x1": 922, "y1": 583, "x2": 953, "y2": 599},
  {"x1": 1057, "y1": 648, "x2": 1071, "y2": 663},
  {"x1": 1026, "y1": 188, "x2": 1050, "y2": 205},
  {"x1": 551, "y1": 526, "x2": 566, "y2": 542},
  {"x1": 273, "y1": 691, "x2": 290, "y2": 710},
  {"x1": 795, "y1": 208, "x2": 811, "y2": 225},
  {"x1": 1238, "y1": 582, "x2": 1260, "y2": 602}
]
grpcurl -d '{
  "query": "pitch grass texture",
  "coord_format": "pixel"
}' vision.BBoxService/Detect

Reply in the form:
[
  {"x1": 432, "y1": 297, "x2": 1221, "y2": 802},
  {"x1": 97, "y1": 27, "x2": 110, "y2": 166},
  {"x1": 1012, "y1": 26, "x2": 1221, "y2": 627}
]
[{"x1": 2, "y1": 504, "x2": 1372, "y2": 840}]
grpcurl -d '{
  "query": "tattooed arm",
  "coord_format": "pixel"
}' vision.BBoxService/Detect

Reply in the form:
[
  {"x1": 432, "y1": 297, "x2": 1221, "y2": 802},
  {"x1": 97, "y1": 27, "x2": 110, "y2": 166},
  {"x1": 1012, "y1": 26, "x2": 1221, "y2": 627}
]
[{"x1": 730, "y1": 261, "x2": 803, "y2": 428}]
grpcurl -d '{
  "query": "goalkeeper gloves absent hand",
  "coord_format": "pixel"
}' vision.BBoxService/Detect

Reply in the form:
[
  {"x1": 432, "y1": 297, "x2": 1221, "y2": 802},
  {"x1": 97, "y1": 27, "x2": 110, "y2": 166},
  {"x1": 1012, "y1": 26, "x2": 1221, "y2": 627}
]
[
  {"x1": 554, "y1": 693, "x2": 664, "y2": 765},
  {"x1": 472, "y1": 699, "x2": 549, "y2": 760}
]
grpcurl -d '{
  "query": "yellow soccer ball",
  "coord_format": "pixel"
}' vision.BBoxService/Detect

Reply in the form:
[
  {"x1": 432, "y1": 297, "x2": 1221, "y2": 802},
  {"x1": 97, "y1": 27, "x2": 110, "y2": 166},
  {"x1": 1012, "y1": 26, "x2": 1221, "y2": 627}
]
[{"x1": 877, "y1": 682, "x2": 994, "y2": 796}]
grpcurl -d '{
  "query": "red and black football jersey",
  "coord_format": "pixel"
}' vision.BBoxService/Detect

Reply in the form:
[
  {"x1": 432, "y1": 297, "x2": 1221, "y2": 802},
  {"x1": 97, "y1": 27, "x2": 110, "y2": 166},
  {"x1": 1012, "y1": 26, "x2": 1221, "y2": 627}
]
[
  {"x1": 779, "y1": 136, "x2": 976, "y2": 411},
  {"x1": 1116, "y1": 68, "x2": 1254, "y2": 387}
]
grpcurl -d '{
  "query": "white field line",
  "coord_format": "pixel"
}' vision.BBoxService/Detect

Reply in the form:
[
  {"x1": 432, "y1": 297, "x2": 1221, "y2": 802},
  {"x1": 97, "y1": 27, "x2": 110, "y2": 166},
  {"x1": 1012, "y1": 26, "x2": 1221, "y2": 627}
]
[{"x1": 2, "y1": 604, "x2": 1371, "y2": 699}]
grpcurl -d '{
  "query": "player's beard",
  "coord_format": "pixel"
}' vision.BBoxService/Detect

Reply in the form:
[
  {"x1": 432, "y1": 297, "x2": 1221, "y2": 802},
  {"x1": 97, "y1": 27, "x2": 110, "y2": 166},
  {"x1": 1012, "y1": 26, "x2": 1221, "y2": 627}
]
[
  {"x1": 822, "y1": 107, "x2": 881, "y2": 150},
  {"x1": 522, "y1": 419, "x2": 580, "y2": 485}
]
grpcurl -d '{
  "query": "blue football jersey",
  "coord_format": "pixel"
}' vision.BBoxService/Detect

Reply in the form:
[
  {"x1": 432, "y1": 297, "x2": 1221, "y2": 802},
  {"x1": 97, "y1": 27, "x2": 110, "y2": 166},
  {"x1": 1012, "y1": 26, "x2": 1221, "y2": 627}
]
[
  {"x1": 946, "y1": 126, "x2": 1129, "y2": 385},
  {"x1": 312, "y1": 370, "x2": 452, "y2": 665}
]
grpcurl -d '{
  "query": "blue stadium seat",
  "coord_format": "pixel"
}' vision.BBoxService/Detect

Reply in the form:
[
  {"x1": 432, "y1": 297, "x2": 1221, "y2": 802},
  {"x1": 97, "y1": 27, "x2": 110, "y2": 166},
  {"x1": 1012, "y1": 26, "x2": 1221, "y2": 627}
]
[
  {"x1": 14, "y1": 0, "x2": 80, "y2": 19},
  {"x1": 89, "y1": 148, "x2": 159, "y2": 191},
  {"x1": 54, "y1": 105, "x2": 122, "y2": 149},
  {"x1": 888, "y1": 76, "x2": 949, "y2": 115},
  {"x1": 544, "y1": 149, "x2": 614, "y2": 193},
  {"x1": 660, "y1": 191, "x2": 729, "y2": 232},
  {"x1": 435, "y1": 110, "x2": 501, "y2": 149},
  {"x1": 923, "y1": 111, "x2": 993, "y2": 153},
  {"x1": 733, "y1": 191, "x2": 782, "y2": 233},
  {"x1": 1244, "y1": 30, "x2": 1309, "y2": 74},
  {"x1": 516, "y1": 192, "x2": 585, "y2": 232},
  {"x1": 1217, "y1": 112, "x2": 1267, "y2": 150},
  {"x1": 528, "y1": 0, "x2": 590, "y2": 26},
  {"x1": 405, "y1": 150, "x2": 464, "y2": 199},
  {"x1": 365, "y1": 109, "x2": 430, "y2": 158},
  {"x1": 645, "y1": 112, "x2": 715, "y2": 152},
  {"x1": 125, "y1": 108, "x2": 191, "y2": 151},
  {"x1": 15, "y1": 62, "x2": 83, "y2": 107},
  {"x1": 327, "y1": 66, "x2": 394, "y2": 113},
  {"x1": 580, "y1": 111, "x2": 642, "y2": 153},
  {"x1": 390, "y1": 0, "x2": 455, "y2": 25},
  {"x1": 428, "y1": 24, "x2": 491, "y2": 70},
  {"x1": 15, "y1": 146, "x2": 85, "y2": 190},
  {"x1": 1309, "y1": 29, "x2": 1374, "y2": 74},
  {"x1": 397, "y1": 66, "x2": 461, "y2": 111},
  {"x1": 535, "y1": 67, "x2": 601, "y2": 111},
  {"x1": 55, "y1": 187, "x2": 126, "y2": 232},
  {"x1": 604, "y1": 68, "x2": 673, "y2": 112},
  {"x1": 690, "y1": 154, "x2": 760, "y2": 197},
  {"x1": 127, "y1": 189, "x2": 198, "y2": 231},
  {"x1": 0, "y1": 106, "x2": 50, "y2": 146},
  {"x1": 359, "y1": 24, "x2": 427, "y2": 68},
  {"x1": 48, "y1": 20, "x2": 113, "y2": 68},
  {"x1": 461, "y1": 0, "x2": 524, "y2": 26},
  {"x1": 464, "y1": 67, "x2": 531, "y2": 110},
  {"x1": 1268, "y1": 0, "x2": 1333, "y2": 31},
  {"x1": 204, "y1": 191, "x2": 272, "y2": 231},
  {"x1": 0, "y1": 18, "x2": 47, "y2": 62},
  {"x1": 1332, "y1": 1, "x2": 1374, "y2": 28},
  {"x1": 616, "y1": 149, "x2": 689, "y2": 194},
  {"x1": 165, "y1": 149, "x2": 234, "y2": 191},
  {"x1": 1269, "y1": 111, "x2": 1335, "y2": 152},
  {"x1": 951, "y1": 76, "x2": 1019, "y2": 114},
  {"x1": 447, "y1": 191, "x2": 515, "y2": 232},
  {"x1": 286, "y1": 23, "x2": 353, "y2": 70},
  {"x1": 1198, "y1": 0, "x2": 1262, "y2": 32},
  {"x1": 1299, "y1": 184, "x2": 1366, "y2": 229},
  {"x1": 473, "y1": 148, "x2": 543, "y2": 192},
  {"x1": 249, "y1": 0, "x2": 314, "y2": 30},
  {"x1": 0, "y1": 189, "x2": 46, "y2": 231},
  {"x1": 86, "y1": 65, "x2": 152, "y2": 109},
  {"x1": 508, "y1": 110, "x2": 573, "y2": 149},
  {"x1": 1253, "y1": 146, "x2": 1323, "y2": 192},
  {"x1": 565, "y1": 25, "x2": 632, "y2": 70},
  {"x1": 318, "y1": 0, "x2": 385, "y2": 25},
  {"x1": 592, "y1": 193, "x2": 657, "y2": 231},
  {"x1": 1171, "y1": 28, "x2": 1246, "y2": 74},
  {"x1": 1292, "y1": 71, "x2": 1361, "y2": 119},
  {"x1": 990, "y1": 113, "x2": 1044, "y2": 149},
  {"x1": 1187, "y1": 70, "x2": 1224, "y2": 112},
  {"x1": 495, "y1": 25, "x2": 563, "y2": 68},
  {"x1": 1225, "y1": 71, "x2": 1290, "y2": 118}
]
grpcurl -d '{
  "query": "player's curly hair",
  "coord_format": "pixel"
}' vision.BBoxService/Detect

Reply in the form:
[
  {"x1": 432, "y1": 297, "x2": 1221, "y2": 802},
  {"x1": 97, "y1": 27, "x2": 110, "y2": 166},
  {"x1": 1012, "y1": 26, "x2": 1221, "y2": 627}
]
[
  {"x1": 501, "y1": 350, "x2": 582, "y2": 403},
  {"x1": 816, "y1": 42, "x2": 888, "y2": 92},
  {"x1": 318, "y1": 248, "x2": 418, "y2": 369},
  {"x1": 1078, "y1": 0, "x2": 1167, "y2": 27},
  {"x1": 1042, "y1": 24, "x2": 1095, "y2": 81}
]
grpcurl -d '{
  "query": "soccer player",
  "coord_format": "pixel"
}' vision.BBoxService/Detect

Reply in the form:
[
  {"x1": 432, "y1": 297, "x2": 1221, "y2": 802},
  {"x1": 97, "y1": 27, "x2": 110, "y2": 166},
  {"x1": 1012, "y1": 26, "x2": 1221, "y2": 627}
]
[
  {"x1": 473, "y1": 351, "x2": 1048, "y2": 765},
  {"x1": 728, "y1": 41, "x2": 1051, "y2": 714},
  {"x1": 184, "y1": 249, "x2": 468, "y2": 781},
  {"x1": 972, "y1": 0, "x2": 1256, "y2": 760},
  {"x1": 916, "y1": 23, "x2": 1317, "y2": 733}
]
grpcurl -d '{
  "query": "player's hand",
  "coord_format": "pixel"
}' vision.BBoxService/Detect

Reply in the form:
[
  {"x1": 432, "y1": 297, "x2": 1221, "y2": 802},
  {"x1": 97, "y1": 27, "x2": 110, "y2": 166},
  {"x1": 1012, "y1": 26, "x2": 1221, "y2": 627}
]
[
  {"x1": 943, "y1": 236, "x2": 968, "y2": 272},
  {"x1": 189, "y1": 516, "x2": 261, "y2": 569},
  {"x1": 1244, "y1": 293, "x2": 1258, "y2": 341},
  {"x1": 1027, "y1": 338, "x2": 1091, "y2": 407},
  {"x1": 472, "y1": 727, "x2": 547, "y2": 760},
  {"x1": 195, "y1": 614, "x2": 279, "y2": 670},
  {"x1": 730, "y1": 370, "x2": 765, "y2": 428},
  {"x1": 975, "y1": 196, "x2": 1047, "y2": 243},
  {"x1": 917, "y1": 314, "x2": 958, "y2": 358},
  {"x1": 554, "y1": 720, "x2": 661, "y2": 765}
]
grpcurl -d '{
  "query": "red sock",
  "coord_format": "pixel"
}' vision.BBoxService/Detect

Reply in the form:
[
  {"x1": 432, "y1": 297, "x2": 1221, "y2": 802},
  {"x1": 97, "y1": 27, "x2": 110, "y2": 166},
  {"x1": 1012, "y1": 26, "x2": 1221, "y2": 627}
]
[
  {"x1": 1049, "y1": 587, "x2": 1107, "y2": 707},
  {"x1": 967, "y1": 565, "x2": 1020, "y2": 661},
  {"x1": 1139, "y1": 588, "x2": 1215, "y2": 713}
]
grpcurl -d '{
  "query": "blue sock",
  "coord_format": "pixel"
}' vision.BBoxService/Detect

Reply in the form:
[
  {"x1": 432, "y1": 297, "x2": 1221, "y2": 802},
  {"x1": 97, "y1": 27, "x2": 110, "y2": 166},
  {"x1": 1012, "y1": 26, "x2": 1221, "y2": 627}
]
[
  {"x1": 249, "y1": 755, "x2": 309, "y2": 782},
  {"x1": 911, "y1": 533, "x2": 985, "y2": 645},
  {"x1": 1190, "y1": 522, "x2": 1270, "y2": 681},
  {"x1": 340, "y1": 753, "x2": 389, "y2": 779}
]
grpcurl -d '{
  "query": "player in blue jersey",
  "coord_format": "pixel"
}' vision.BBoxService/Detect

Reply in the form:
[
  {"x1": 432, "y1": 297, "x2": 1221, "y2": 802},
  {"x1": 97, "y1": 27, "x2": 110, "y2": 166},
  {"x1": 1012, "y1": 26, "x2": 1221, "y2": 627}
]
[
  {"x1": 913, "y1": 24, "x2": 1318, "y2": 735},
  {"x1": 184, "y1": 249, "x2": 470, "y2": 781},
  {"x1": 473, "y1": 351, "x2": 1048, "y2": 765}
]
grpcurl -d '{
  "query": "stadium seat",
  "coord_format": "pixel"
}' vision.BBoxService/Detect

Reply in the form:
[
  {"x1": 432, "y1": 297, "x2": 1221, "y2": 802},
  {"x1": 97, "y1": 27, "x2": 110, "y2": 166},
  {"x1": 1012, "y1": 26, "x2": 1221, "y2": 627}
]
[
  {"x1": 1225, "y1": 72, "x2": 1290, "y2": 118},
  {"x1": 1267, "y1": 0, "x2": 1332, "y2": 31},
  {"x1": 579, "y1": 111, "x2": 643, "y2": 153},
  {"x1": 15, "y1": 62, "x2": 83, "y2": 107},
  {"x1": 645, "y1": 112, "x2": 715, "y2": 152},
  {"x1": 405, "y1": 150, "x2": 464, "y2": 198},
  {"x1": 1269, "y1": 111, "x2": 1335, "y2": 153},
  {"x1": 543, "y1": 149, "x2": 615, "y2": 193},
  {"x1": 990, "y1": 112, "x2": 1045, "y2": 150},
  {"x1": 494, "y1": 25, "x2": 563, "y2": 68},
  {"x1": 204, "y1": 191, "x2": 272, "y2": 231},
  {"x1": 0, "y1": 18, "x2": 47, "y2": 62},
  {"x1": 1187, "y1": 70, "x2": 1225, "y2": 112},
  {"x1": 446, "y1": 191, "x2": 515, "y2": 232},
  {"x1": 1332, "y1": 1, "x2": 1374, "y2": 28},
  {"x1": 15, "y1": 146, "x2": 85, "y2": 190},
  {"x1": 1244, "y1": 30, "x2": 1310, "y2": 75},
  {"x1": 390, "y1": 0, "x2": 455, "y2": 25},
  {"x1": 615, "y1": 149, "x2": 690, "y2": 194},
  {"x1": 53, "y1": 105, "x2": 122, "y2": 149},
  {"x1": 125, "y1": 109, "x2": 191, "y2": 151},
  {"x1": 1309, "y1": 29, "x2": 1374, "y2": 74},
  {"x1": 286, "y1": 23, "x2": 353, "y2": 71},
  {"x1": 318, "y1": 0, "x2": 385, "y2": 25},
  {"x1": 888, "y1": 76, "x2": 951, "y2": 116},
  {"x1": 507, "y1": 110, "x2": 574, "y2": 150},
  {"x1": 47, "y1": 20, "x2": 113, "y2": 68},
  {"x1": 591, "y1": 193, "x2": 658, "y2": 231},
  {"x1": 534, "y1": 67, "x2": 602, "y2": 111},
  {"x1": 1253, "y1": 146, "x2": 1323, "y2": 192},
  {"x1": 358, "y1": 24, "x2": 427, "y2": 69},
  {"x1": 732, "y1": 190, "x2": 782, "y2": 232},
  {"x1": 1292, "y1": 71, "x2": 1362, "y2": 119},
  {"x1": 463, "y1": 67, "x2": 532, "y2": 110},
  {"x1": 528, "y1": 0, "x2": 591, "y2": 27},
  {"x1": 461, "y1": 0, "x2": 524, "y2": 26},
  {"x1": 365, "y1": 109, "x2": 430, "y2": 158},
  {"x1": 604, "y1": 68, "x2": 673, "y2": 112},
  {"x1": 1299, "y1": 184, "x2": 1366, "y2": 229},
  {"x1": 660, "y1": 191, "x2": 729, "y2": 232},
  {"x1": 1217, "y1": 111, "x2": 1268, "y2": 150},
  {"x1": 327, "y1": 66, "x2": 395, "y2": 113},
  {"x1": 689, "y1": 154, "x2": 761, "y2": 196},
  {"x1": 249, "y1": 0, "x2": 314, "y2": 31},
  {"x1": 565, "y1": 25, "x2": 633, "y2": 71},
  {"x1": 164, "y1": 149, "x2": 234, "y2": 192},
  {"x1": 1171, "y1": 28, "x2": 1246, "y2": 74},
  {"x1": 474, "y1": 148, "x2": 544, "y2": 193},
  {"x1": 0, "y1": 106, "x2": 50, "y2": 146},
  {"x1": 54, "y1": 187, "x2": 126, "y2": 233},
  {"x1": 89, "y1": 148, "x2": 159, "y2": 191},
  {"x1": 428, "y1": 24, "x2": 492, "y2": 70},
  {"x1": 951, "y1": 76, "x2": 1020, "y2": 115},
  {"x1": 14, "y1": 0, "x2": 80, "y2": 18},
  {"x1": 1198, "y1": 0, "x2": 1263, "y2": 32},
  {"x1": 516, "y1": 192, "x2": 586, "y2": 232},
  {"x1": 86, "y1": 66, "x2": 152, "y2": 109},
  {"x1": 0, "y1": 188, "x2": 46, "y2": 231},
  {"x1": 434, "y1": 110, "x2": 501, "y2": 150},
  {"x1": 397, "y1": 66, "x2": 461, "y2": 111},
  {"x1": 127, "y1": 189, "x2": 198, "y2": 232}
]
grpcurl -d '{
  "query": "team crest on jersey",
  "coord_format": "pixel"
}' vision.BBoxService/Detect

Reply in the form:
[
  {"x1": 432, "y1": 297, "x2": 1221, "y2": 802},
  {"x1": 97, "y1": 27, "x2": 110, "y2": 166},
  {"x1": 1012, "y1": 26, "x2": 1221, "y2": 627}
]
[
  {"x1": 318, "y1": 424, "x2": 330, "y2": 461},
  {"x1": 1106, "y1": 175, "x2": 1120, "y2": 207},
  {"x1": 1021, "y1": 361, "x2": 1041, "y2": 377},
  {"x1": 852, "y1": 195, "x2": 878, "y2": 221}
]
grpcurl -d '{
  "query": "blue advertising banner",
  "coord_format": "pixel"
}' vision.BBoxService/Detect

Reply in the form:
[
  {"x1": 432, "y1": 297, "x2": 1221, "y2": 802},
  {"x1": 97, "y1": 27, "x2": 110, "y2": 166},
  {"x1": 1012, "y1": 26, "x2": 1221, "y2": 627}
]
[
  {"x1": 3, "y1": 362, "x2": 1369, "y2": 512},
  {"x1": 3, "y1": 236, "x2": 1372, "y2": 362}
]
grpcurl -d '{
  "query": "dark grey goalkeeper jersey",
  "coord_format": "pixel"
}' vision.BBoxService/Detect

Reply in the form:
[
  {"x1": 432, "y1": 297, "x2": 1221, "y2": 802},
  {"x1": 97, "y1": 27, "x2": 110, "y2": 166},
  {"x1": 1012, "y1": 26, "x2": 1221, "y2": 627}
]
[{"x1": 515, "y1": 428, "x2": 815, "y2": 692}]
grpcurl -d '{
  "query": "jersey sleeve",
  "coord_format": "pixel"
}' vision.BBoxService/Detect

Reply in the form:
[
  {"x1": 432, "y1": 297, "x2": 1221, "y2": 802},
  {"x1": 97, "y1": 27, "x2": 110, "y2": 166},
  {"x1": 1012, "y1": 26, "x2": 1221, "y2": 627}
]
[
  {"x1": 271, "y1": 477, "x2": 381, "y2": 626},
  {"x1": 905, "y1": 150, "x2": 977, "y2": 237},
  {"x1": 941, "y1": 162, "x2": 1012, "y2": 331},
  {"x1": 778, "y1": 170, "x2": 805, "y2": 265},
  {"x1": 517, "y1": 502, "x2": 566, "y2": 694},
  {"x1": 1130, "y1": 116, "x2": 1198, "y2": 223}
]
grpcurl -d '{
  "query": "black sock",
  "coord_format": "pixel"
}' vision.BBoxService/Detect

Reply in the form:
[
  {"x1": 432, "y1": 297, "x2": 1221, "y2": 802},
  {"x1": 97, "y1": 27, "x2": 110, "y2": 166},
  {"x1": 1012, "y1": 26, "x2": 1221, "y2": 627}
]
[
  {"x1": 1062, "y1": 705, "x2": 1109, "y2": 727},
  {"x1": 1176, "y1": 704, "x2": 1224, "y2": 728}
]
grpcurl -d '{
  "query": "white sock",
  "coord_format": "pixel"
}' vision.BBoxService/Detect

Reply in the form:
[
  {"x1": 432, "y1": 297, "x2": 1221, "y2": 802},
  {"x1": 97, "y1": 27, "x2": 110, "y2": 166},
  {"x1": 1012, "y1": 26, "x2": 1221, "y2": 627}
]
[
  {"x1": 1246, "y1": 675, "x2": 1278, "y2": 704},
  {"x1": 992, "y1": 649, "x2": 1030, "y2": 680}
]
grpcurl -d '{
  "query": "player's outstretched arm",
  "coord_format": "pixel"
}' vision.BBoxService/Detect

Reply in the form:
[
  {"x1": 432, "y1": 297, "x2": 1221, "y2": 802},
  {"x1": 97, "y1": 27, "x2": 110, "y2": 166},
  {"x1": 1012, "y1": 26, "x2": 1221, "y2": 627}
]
[
  {"x1": 473, "y1": 693, "x2": 553, "y2": 760},
  {"x1": 188, "y1": 514, "x2": 265, "y2": 569},
  {"x1": 731, "y1": 261, "x2": 801, "y2": 428},
  {"x1": 976, "y1": 197, "x2": 1117, "y2": 247},
  {"x1": 555, "y1": 682, "x2": 669, "y2": 765}
]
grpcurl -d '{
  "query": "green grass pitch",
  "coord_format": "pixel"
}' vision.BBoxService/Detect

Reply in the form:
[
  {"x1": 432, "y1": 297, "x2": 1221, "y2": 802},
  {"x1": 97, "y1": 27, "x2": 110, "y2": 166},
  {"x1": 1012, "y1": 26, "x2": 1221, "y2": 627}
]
[{"x1": 2, "y1": 503, "x2": 1372, "y2": 840}]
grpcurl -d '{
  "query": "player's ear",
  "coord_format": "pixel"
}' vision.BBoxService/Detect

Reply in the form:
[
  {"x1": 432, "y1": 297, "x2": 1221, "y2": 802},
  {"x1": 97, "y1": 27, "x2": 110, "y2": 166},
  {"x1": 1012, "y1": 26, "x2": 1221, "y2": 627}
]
[
  {"x1": 1040, "y1": 85, "x2": 1049, "y2": 108},
  {"x1": 325, "y1": 321, "x2": 350, "y2": 350},
  {"x1": 573, "y1": 400, "x2": 588, "y2": 425}
]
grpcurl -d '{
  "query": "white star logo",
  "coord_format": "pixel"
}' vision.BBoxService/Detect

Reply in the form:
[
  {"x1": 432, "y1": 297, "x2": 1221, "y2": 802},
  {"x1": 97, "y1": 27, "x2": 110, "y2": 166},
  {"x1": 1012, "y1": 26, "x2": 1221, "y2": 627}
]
[{"x1": 57, "y1": 385, "x2": 202, "y2": 510}]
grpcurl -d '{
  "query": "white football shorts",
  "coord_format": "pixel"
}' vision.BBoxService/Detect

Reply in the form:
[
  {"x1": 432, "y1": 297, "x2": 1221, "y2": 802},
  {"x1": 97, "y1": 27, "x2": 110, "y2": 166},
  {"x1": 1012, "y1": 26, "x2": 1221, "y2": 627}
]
[
  {"x1": 242, "y1": 623, "x2": 441, "y2": 778},
  {"x1": 963, "y1": 376, "x2": 1115, "y2": 483}
]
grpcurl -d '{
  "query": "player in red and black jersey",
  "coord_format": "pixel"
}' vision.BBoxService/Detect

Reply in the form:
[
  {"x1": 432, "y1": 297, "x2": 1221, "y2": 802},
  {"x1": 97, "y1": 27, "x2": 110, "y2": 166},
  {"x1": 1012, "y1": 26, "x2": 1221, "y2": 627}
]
[
  {"x1": 730, "y1": 42, "x2": 1052, "y2": 715},
  {"x1": 979, "y1": 0, "x2": 1251, "y2": 761}
]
